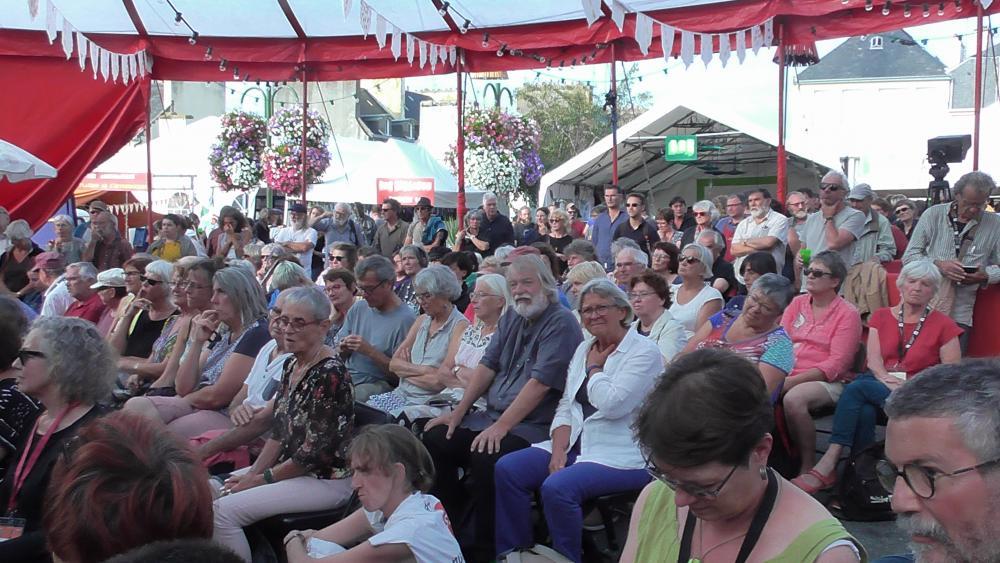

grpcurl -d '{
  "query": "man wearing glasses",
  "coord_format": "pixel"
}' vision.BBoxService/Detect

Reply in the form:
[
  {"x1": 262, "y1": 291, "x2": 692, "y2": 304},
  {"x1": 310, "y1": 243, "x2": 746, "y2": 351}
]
[
  {"x1": 877, "y1": 360, "x2": 1000, "y2": 563},
  {"x1": 613, "y1": 192, "x2": 659, "y2": 259},
  {"x1": 371, "y1": 198, "x2": 409, "y2": 259},
  {"x1": 796, "y1": 171, "x2": 865, "y2": 289}
]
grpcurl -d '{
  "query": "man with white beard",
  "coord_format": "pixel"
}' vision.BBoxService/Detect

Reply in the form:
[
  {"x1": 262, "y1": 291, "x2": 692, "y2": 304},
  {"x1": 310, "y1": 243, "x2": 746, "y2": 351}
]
[
  {"x1": 273, "y1": 203, "x2": 318, "y2": 279},
  {"x1": 730, "y1": 188, "x2": 790, "y2": 285},
  {"x1": 422, "y1": 254, "x2": 583, "y2": 561},
  {"x1": 875, "y1": 360, "x2": 1000, "y2": 563},
  {"x1": 309, "y1": 202, "x2": 366, "y2": 247},
  {"x1": 786, "y1": 190, "x2": 811, "y2": 255}
]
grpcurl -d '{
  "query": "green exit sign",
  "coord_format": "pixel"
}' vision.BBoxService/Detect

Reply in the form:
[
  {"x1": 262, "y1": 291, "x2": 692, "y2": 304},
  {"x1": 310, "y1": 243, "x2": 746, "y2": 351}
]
[{"x1": 664, "y1": 135, "x2": 698, "y2": 162}]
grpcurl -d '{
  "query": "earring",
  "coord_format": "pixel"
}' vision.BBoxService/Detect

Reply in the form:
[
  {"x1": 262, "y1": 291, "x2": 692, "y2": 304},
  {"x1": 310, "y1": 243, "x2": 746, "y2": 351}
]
[{"x1": 759, "y1": 466, "x2": 768, "y2": 480}]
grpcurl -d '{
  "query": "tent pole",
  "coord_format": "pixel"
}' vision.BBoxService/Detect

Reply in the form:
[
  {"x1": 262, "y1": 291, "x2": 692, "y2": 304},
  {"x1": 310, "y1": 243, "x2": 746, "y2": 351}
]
[
  {"x1": 145, "y1": 96, "x2": 153, "y2": 244},
  {"x1": 456, "y1": 52, "x2": 466, "y2": 231},
  {"x1": 973, "y1": 4, "x2": 984, "y2": 170},
  {"x1": 776, "y1": 23, "x2": 787, "y2": 203},
  {"x1": 610, "y1": 42, "x2": 619, "y2": 186},
  {"x1": 301, "y1": 65, "x2": 309, "y2": 203}
]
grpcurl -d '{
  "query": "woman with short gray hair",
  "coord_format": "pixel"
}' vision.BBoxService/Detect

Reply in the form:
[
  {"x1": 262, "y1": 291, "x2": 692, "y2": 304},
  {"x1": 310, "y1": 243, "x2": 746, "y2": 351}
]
[
  {"x1": 668, "y1": 243, "x2": 722, "y2": 339},
  {"x1": 368, "y1": 264, "x2": 469, "y2": 420},
  {"x1": 494, "y1": 277, "x2": 663, "y2": 562},
  {"x1": 394, "y1": 245, "x2": 428, "y2": 314},
  {"x1": 454, "y1": 210, "x2": 489, "y2": 255},
  {"x1": 683, "y1": 273, "x2": 795, "y2": 402},
  {"x1": 796, "y1": 259, "x2": 962, "y2": 495},
  {"x1": 47, "y1": 214, "x2": 85, "y2": 264},
  {"x1": 0, "y1": 219, "x2": 42, "y2": 293}
]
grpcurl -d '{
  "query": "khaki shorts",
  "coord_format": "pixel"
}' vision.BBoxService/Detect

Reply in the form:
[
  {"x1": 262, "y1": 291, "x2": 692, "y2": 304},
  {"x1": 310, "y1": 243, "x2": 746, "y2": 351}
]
[{"x1": 817, "y1": 381, "x2": 845, "y2": 403}]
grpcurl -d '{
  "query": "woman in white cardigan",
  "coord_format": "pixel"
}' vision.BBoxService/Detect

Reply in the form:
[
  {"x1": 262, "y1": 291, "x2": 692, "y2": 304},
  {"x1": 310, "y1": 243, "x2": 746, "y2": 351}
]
[
  {"x1": 628, "y1": 269, "x2": 687, "y2": 363},
  {"x1": 494, "y1": 279, "x2": 664, "y2": 563}
]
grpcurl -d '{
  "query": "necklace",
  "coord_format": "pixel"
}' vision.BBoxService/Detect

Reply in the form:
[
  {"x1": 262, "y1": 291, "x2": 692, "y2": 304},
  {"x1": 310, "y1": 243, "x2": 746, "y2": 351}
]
[
  {"x1": 696, "y1": 523, "x2": 748, "y2": 562},
  {"x1": 292, "y1": 346, "x2": 326, "y2": 383}
]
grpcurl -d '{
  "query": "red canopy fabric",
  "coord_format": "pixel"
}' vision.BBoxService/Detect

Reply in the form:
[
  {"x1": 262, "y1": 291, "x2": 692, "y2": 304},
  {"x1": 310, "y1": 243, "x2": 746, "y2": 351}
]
[{"x1": 0, "y1": 54, "x2": 149, "y2": 230}]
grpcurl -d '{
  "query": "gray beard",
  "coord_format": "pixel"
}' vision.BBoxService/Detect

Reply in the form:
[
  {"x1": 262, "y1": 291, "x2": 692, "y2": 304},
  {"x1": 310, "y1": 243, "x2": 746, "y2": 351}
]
[
  {"x1": 514, "y1": 294, "x2": 548, "y2": 319},
  {"x1": 334, "y1": 216, "x2": 349, "y2": 229},
  {"x1": 898, "y1": 512, "x2": 1000, "y2": 563}
]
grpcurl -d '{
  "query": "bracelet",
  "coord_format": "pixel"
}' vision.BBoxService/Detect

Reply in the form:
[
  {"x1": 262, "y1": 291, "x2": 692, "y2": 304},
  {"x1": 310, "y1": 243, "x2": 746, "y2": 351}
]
[
  {"x1": 284, "y1": 532, "x2": 304, "y2": 546},
  {"x1": 263, "y1": 468, "x2": 275, "y2": 484}
]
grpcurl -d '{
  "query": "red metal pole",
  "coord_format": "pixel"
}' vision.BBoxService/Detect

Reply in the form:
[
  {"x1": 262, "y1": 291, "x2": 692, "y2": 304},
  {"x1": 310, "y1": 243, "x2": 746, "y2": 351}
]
[
  {"x1": 145, "y1": 94, "x2": 153, "y2": 244},
  {"x1": 776, "y1": 24, "x2": 788, "y2": 203},
  {"x1": 973, "y1": 5, "x2": 984, "y2": 170},
  {"x1": 456, "y1": 53, "x2": 466, "y2": 231},
  {"x1": 301, "y1": 65, "x2": 309, "y2": 203},
  {"x1": 610, "y1": 42, "x2": 619, "y2": 186}
]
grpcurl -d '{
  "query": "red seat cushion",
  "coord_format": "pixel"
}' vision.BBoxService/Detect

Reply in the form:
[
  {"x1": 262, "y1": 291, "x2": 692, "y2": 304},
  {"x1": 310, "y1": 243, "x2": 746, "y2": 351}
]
[
  {"x1": 886, "y1": 273, "x2": 901, "y2": 306},
  {"x1": 969, "y1": 285, "x2": 1000, "y2": 357}
]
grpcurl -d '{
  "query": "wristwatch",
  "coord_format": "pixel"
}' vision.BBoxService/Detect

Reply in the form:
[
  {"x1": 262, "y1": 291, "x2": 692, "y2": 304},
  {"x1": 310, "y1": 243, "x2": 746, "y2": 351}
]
[{"x1": 452, "y1": 365, "x2": 461, "y2": 376}]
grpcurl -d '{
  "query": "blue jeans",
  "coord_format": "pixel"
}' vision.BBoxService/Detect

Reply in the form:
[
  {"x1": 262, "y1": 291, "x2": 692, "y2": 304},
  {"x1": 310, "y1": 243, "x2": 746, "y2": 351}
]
[
  {"x1": 830, "y1": 372, "x2": 891, "y2": 450},
  {"x1": 494, "y1": 446, "x2": 650, "y2": 562}
]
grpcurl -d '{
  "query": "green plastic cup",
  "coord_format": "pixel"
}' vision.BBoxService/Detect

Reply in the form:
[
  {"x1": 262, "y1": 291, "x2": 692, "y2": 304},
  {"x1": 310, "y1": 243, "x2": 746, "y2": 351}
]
[{"x1": 800, "y1": 248, "x2": 812, "y2": 268}]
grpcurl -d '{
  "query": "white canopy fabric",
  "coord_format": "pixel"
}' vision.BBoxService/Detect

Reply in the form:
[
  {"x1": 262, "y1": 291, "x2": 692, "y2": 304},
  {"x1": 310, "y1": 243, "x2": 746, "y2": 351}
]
[{"x1": 0, "y1": 139, "x2": 57, "y2": 183}]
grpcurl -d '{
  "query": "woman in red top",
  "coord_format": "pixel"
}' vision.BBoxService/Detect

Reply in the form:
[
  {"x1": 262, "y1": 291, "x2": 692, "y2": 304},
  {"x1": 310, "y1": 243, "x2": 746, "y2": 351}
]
[{"x1": 793, "y1": 260, "x2": 961, "y2": 494}]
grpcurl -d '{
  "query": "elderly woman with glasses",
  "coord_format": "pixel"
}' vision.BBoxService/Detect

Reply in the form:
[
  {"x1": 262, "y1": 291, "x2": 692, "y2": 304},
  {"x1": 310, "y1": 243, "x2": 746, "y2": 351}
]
[
  {"x1": 46, "y1": 215, "x2": 85, "y2": 265},
  {"x1": 629, "y1": 269, "x2": 686, "y2": 363},
  {"x1": 650, "y1": 241, "x2": 680, "y2": 286},
  {"x1": 110, "y1": 260, "x2": 179, "y2": 373},
  {"x1": 394, "y1": 245, "x2": 427, "y2": 314},
  {"x1": 794, "y1": 260, "x2": 962, "y2": 494},
  {"x1": 212, "y1": 286, "x2": 354, "y2": 562},
  {"x1": 495, "y1": 279, "x2": 663, "y2": 563},
  {"x1": 124, "y1": 265, "x2": 271, "y2": 439},
  {"x1": 0, "y1": 317, "x2": 114, "y2": 561},
  {"x1": 620, "y1": 349, "x2": 864, "y2": 563},
  {"x1": 892, "y1": 198, "x2": 920, "y2": 240},
  {"x1": 454, "y1": 210, "x2": 490, "y2": 255},
  {"x1": 0, "y1": 220, "x2": 42, "y2": 294},
  {"x1": 367, "y1": 265, "x2": 469, "y2": 420},
  {"x1": 780, "y1": 250, "x2": 863, "y2": 482},
  {"x1": 684, "y1": 274, "x2": 796, "y2": 403},
  {"x1": 668, "y1": 243, "x2": 723, "y2": 339}
]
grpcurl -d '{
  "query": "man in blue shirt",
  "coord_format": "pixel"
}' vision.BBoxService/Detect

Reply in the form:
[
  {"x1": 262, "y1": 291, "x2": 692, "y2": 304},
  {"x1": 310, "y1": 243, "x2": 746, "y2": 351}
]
[{"x1": 589, "y1": 184, "x2": 628, "y2": 271}]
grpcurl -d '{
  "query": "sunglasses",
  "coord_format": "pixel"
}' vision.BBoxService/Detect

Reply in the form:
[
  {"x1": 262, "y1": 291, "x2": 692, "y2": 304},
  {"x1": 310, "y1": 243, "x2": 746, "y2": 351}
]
[
  {"x1": 380, "y1": 207, "x2": 393, "y2": 212},
  {"x1": 625, "y1": 203, "x2": 642, "y2": 208},
  {"x1": 679, "y1": 256, "x2": 701, "y2": 265},
  {"x1": 819, "y1": 183, "x2": 842, "y2": 192},
  {"x1": 803, "y1": 268, "x2": 834, "y2": 278},
  {"x1": 17, "y1": 349, "x2": 46, "y2": 364},
  {"x1": 895, "y1": 207, "x2": 910, "y2": 214},
  {"x1": 328, "y1": 255, "x2": 346, "y2": 262},
  {"x1": 694, "y1": 211, "x2": 709, "y2": 217},
  {"x1": 140, "y1": 276, "x2": 164, "y2": 286}
]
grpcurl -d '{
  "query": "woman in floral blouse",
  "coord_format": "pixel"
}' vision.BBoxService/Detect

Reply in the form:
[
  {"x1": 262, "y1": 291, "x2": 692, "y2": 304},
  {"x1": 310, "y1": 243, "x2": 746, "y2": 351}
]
[{"x1": 212, "y1": 286, "x2": 355, "y2": 562}]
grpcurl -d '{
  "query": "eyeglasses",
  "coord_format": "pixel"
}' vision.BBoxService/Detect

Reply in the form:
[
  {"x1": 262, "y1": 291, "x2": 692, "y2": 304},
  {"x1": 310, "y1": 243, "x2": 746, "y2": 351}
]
[
  {"x1": 819, "y1": 183, "x2": 842, "y2": 192},
  {"x1": 628, "y1": 291, "x2": 658, "y2": 300},
  {"x1": 470, "y1": 291, "x2": 500, "y2": 300},
  {"x1": 414, "y1": 291, "x2": 434, "y2": 302},
  {"x1": 548, "y1": 219, "x2": 563, "y2": 224},
  {"x1": 274, "y1": 317, "x2": 322, "y2": 331},
  {"x1": 895, "y1": 207, "x2": 911, "y2": 214},
  {"x1": 679, "y1": 256, "x2": 701, "y2": 265},
  {"x1": 876, "y1": 458, "x2": 1000, "y2": 500},
  {"x1": 694, "y1": 211, "x2": 709, "y2": 217},
  {"x1": 580, "y1": 304, "x2": 615, "y2": 318},
  {"x1": 357, "y1": 280, "x2": 388, "y2": 294},
  {"x1": 803, "y1": 268, "x2": 834, "y2": 278},
  {"x1": 17, "y1": 349, "x2": 46, "y2": 364},
  {"x1": 645, "y1": 457, "x2": 740, "y2": 499},
  {"x1": 328, "y1": 255, "x2": 346, "y2": 262},
  {"x1": 625, "y1": 203, "x2": 642, "y2": 208},
  {"x1": 140, "y1": 276, "x2": 165, "y2": 286}
]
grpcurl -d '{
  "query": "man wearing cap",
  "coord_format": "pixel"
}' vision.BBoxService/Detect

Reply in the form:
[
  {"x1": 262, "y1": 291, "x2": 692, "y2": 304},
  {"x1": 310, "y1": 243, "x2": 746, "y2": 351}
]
[
  {"x1": 90, "y1": 268, "x2": 128, "y2": 336},
  {"x1": 83, "y1": 210, "x2": 134, "y2": 270},
  {"x1": 29, "y1": 252, "x2": 72, "y2": 318},
  {"x1": 404, "y1": 197, "x2": 448, "y2": 253},
  {"x1": 310, "y1": 202, "x2": 366, "y2": 248},
  {"x1": 63, "y1": 261, "x2": 106, "y2": 324},
  {"x1": 847, "y1": 183, "x2": 896, "y2": 265},
  {"x1": 372, "y1": 198, "x2": 409, "y2": 258},
  {"x1": 273, "y1": 203, "x2": 319, "y2": 279}
]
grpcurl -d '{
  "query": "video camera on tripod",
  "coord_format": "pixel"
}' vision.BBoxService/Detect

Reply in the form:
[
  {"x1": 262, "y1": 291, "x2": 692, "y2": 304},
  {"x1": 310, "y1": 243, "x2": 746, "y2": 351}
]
[{"x1": 926, "y1": 135, "x2": 971, "y2": 205}]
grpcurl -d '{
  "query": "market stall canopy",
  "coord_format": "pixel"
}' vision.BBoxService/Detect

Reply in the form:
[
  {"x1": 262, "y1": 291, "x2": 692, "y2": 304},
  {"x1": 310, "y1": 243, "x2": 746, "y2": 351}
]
[
  {"x1": 308, "y1": 137, "x2": 485, "y2": 208},
  {"x1": 541, "y1": 95, "x2": 839, "y2": 204},
  {"x1": 74, "y1": 184, "x2": 163, "y2": 227}
]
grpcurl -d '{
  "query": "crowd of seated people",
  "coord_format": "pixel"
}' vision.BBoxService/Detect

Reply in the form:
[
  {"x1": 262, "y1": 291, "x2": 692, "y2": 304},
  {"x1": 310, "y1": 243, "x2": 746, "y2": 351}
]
[{"x1": 0, "y1": 172, "x2": 996, "y2": 563}]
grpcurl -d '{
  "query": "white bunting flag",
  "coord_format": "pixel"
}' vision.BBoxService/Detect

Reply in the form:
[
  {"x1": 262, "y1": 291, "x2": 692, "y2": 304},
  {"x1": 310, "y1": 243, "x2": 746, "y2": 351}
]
[
  {"x1": 375, "y1": 14, "x2": 388, "y2": 49},
  {"x1": 680, "y1": 30, "x2": 695, "y2": 68},
  {"x1": 449, "y1": 45, "x2": 457, "y2": 66},
  {"x1": 342, "y1": 0, "x2": 352, "y2": 19},
  {"x1": 635, "y1": 13, "x2": 654, "y2": 56},
  {"x1": 764, "y1": 19, "x2": 774, "y2": 47},
  {"x1": 418, "y1": 40, "x2": 428, "y2": 68},
  {"x1": 610, "y1": 1, "x2": 625, "y2": 32},
  {"x1": 719, "y1": 32, "x2": 731, "y2": 67},
  {"x1": 439, "y1": 44, "x2": 448, "y2": 64},
  {"x1": 660, "y1": 24, "x2": 675, "y2": 60},
  {"x1": 138, "y1": 51, "x2": 147, "y2": 76},
  {"x1": 751, "y1": 24, "x2": 763, "y2": 54},
  {"x1": 699, "y1": 33, "x2": 712, "y2": 66},
  {"x1": 736, "y1": 28, "x2": 747, "y2": 63},
  {"x1": 390, "y1": 25, "x2": 402, "y2": 60},
  {"x1": 406, "y1": 34, "x2": 415, "y2": 65},
  {"x1": 45, "y1": 0, "x2": 58, "y2": 44},
  {"x1": 110, "y1": 52, "x2": 120, "y2": 82},
  {"x1": 429, "y1": 44, "x2": 438, "y2": 71},
  {"x1": 76, "y1": 32, "x2": 88, "y2": 70},
  {"x1": 145, "y1": 51, "x2": 153, "y2": 71},
  {"x1": 580, "y1": 0, "x2": 602, "y2": 26},
  {"x1": 359, "y1": 1, "x2": 372, "y2": 38},
  {"x1": 89, "y1": 41, "x2": 100, "y2": 77},
  {"x1": 60, "y1": 18, "x2": 73, "y2": 59},
  {"x1": 128, "y1": 54, "x2": 138, "y2": 83},
  {"x1": 99, "y1": 48, "x2": 110, "y2": 81},
  {"x1": 28, "y1": 0, "x2": 40, "y2": 18}
]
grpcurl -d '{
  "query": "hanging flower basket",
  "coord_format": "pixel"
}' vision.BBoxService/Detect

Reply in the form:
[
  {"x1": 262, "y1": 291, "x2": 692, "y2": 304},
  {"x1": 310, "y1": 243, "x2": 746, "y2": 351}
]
[
  {"x1": 446, "y1": 107, "x2": 543, "y2": 200},
  {"x1": 209, "y1": 111, "x2": 268, "y2": 192},
  {"x1": 262, "y1": 107, "x2": 332, "y2": 195}
]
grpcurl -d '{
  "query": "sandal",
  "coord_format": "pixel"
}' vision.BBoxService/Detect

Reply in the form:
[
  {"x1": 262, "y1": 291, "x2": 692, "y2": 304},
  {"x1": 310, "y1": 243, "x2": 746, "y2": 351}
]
[{"x1": 791, "y1": 468, "x2": 837, "y2": 495}]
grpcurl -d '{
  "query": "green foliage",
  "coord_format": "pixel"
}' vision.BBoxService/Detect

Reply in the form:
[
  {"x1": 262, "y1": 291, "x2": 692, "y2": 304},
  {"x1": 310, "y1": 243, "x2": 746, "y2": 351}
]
[{"x1": 517, "y1": 83, "x2": 608, "y2": 175}]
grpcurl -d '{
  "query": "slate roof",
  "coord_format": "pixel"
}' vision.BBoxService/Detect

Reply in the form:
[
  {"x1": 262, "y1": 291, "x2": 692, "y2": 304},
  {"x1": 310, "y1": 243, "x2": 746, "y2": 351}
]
[
  {"x1": 950, "y1": 53, "x2": 999, "y2": 109},
  {"x1": 798, "y1": 30, "x2": 948, "y2": 82}
]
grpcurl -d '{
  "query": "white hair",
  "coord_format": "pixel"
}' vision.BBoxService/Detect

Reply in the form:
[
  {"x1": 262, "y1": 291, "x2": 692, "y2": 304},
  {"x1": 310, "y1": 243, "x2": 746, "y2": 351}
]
[
  {"x1": 482, "y1": 192, "x2": 499, "y2": 204},
  {"x1": 616, "y1": 246, "x2": 648, "y2": 267},
  {"x1": 681, "y1": 243, "x2": 714, "y2": 279},
  {"x1": 67, "y1": 261, "x2": 98, "y2": 281},
  {"x1": 823, "y1": 170, "x2": 851, "y2": 190},
  {"x1": 334, "y1": 202, "x2": 352, "y2": 215},
  {"x1": 897, "y1": 259, "x2": 943, "y2": 293},
  {"x1": 5, "y1": 219, "x2": 33, "y2": 241},
  {"x1": 51, "y1": 214, "x2": 74, "y2": 227}
]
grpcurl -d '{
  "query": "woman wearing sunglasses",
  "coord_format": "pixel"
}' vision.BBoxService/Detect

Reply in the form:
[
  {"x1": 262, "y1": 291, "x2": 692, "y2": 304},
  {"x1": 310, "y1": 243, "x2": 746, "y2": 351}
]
[
  {"x1": 668, "y1": 244, "x2": 723, "y2": 340},
  {"x1": 109, "y1": 260, "x2": 180, "y2": 373},
  {"x1": 795, "y1": 260, "x2": 961, "y2": 494},
  {"x1": 0, "y1": 317, "x2": 114, "y2": 562},
  {"x1": 620, "y1": 348, "x2": 864, "y2": 563},
  {"x1": 892, "y1": 198, "x2": 919, "y2": 241},
  {"x1": 779, "y1": 251, "x2": 863, "y2": 486}
]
